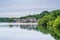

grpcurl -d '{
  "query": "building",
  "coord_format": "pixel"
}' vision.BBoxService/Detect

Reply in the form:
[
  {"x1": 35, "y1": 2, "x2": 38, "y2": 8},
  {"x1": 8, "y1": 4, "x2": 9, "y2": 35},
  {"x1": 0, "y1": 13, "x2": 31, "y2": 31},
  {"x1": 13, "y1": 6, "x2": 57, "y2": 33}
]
[{"x1": 15, "y1": 18, "x2": 37, "y2": 23}]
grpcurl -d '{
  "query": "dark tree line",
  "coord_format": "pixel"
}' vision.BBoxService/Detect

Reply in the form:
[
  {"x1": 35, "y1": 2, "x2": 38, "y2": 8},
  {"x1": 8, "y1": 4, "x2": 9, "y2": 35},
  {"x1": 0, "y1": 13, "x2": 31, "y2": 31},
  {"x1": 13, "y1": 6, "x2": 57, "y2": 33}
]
[{"x1": 0, "y1": 18, "x2": 15, "y2": 22}]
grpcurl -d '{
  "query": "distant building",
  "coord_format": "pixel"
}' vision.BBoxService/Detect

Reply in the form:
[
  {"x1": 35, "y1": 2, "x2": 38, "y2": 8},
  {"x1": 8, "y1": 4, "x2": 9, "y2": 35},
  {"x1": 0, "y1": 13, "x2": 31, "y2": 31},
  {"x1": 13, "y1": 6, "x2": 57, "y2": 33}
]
[
  {"x1": 15, "y1": 18, "x2": 37, "y2": 23},
  {"x1": 27, "y1": 18, "x2": 37, "y2": 23}
]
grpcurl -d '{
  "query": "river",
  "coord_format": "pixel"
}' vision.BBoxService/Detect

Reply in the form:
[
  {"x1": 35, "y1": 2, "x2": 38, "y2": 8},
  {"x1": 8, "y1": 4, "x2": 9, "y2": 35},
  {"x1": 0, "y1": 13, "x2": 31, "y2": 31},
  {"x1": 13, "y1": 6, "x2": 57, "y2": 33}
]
[{"x1": 0, "y1": 23, "x2": 55, "y2": 40}]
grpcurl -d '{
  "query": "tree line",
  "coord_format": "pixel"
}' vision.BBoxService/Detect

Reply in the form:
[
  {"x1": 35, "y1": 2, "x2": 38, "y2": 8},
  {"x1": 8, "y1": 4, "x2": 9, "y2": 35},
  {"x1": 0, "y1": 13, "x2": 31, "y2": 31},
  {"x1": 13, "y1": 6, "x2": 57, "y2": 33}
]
[{"x1": 0, "y1": 17, "x2": 15, "y2": 22}]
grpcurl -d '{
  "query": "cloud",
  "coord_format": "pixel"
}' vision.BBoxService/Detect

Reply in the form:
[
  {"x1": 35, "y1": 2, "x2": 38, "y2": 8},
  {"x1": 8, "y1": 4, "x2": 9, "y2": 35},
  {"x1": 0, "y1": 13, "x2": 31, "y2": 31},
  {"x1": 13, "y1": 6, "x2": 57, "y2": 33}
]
[{"x1": 0, "y1": 0, "x2": 60, "y2": 17}]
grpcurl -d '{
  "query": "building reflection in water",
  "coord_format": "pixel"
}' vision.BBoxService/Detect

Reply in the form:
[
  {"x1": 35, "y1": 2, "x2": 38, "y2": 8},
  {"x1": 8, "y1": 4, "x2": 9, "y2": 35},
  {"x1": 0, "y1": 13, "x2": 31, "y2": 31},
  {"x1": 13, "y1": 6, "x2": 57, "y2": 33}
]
[
  {"x1": 20, "y1": 25, "x2": 37, "y2": 30},
  {"x1": 8, "y1": 24, "x2": 37, "y2": 30}
]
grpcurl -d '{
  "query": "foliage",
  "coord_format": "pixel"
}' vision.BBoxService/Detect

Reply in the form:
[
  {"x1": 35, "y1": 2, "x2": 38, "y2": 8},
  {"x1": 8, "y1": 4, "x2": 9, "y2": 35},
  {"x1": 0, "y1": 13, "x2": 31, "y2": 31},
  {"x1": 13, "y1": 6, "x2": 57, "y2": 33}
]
[
  {"x1": 0, "y1": 18, "x2": 15, "y2": 22},
  {"x1": 53, "y1": 17, "x2": 60, "y2": 36},
  {"x1": 37, "y1": 10, "x2": 60, "y2": 40}
]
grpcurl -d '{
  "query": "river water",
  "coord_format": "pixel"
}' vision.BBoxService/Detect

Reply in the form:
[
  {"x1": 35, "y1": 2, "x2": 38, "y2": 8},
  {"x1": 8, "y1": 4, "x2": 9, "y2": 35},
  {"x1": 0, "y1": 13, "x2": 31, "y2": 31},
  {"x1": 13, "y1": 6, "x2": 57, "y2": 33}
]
[{"x1": 0, "y1": 24, "x2": 55, "y2": 40}]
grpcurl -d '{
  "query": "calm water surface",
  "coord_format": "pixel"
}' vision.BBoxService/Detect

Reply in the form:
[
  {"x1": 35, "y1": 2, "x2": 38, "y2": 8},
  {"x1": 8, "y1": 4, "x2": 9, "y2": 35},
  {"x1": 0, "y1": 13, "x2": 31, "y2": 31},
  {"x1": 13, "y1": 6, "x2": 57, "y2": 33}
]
[{"x1": 0, "y1": 24, "x2": 55, "y2": 40}]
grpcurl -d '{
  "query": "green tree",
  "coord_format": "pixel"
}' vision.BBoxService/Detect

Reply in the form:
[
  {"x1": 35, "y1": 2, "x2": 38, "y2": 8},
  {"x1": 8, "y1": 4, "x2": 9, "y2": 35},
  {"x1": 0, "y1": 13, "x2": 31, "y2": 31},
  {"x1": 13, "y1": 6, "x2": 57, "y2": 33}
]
[{"x1": 53, "y1": 16, "x2": 60, "y2": 36}]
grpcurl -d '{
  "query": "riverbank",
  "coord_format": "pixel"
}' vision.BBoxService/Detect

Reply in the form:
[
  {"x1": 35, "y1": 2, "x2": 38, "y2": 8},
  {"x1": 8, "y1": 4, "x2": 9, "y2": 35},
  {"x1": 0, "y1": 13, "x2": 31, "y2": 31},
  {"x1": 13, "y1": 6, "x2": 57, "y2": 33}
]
[{"x1": 0, "y1": 23, "x2": 37, "y2": 25}]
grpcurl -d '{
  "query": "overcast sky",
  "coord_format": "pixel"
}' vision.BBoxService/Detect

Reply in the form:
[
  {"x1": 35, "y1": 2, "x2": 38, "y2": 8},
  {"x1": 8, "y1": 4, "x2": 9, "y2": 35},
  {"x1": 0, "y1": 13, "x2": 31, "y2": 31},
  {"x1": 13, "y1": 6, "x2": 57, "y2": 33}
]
[{"x1": 0, "y1": 0, "x2": 60, "y2": 17}]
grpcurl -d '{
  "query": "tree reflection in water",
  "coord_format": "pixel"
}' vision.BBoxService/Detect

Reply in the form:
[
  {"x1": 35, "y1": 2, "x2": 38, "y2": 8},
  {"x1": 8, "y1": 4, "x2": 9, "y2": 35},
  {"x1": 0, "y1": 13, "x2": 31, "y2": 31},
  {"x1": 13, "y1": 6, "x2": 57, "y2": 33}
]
[
  {"x1": 36, "y1": 26, "x2": 60, "y2": 40},
  {"x1": 8, "y1": 24, "x2": 60, "y2": 40}
]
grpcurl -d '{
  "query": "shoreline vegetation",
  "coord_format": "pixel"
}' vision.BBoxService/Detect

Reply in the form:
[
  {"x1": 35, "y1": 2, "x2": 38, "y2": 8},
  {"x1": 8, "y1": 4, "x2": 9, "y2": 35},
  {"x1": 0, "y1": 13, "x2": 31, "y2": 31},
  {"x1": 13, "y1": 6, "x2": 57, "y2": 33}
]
[
  {"x1": 0, "y1": 10, "x2": 50, "y2": 22},
  {"x1": 37, "y1": 10, "x2": 60, "y2": 40}
]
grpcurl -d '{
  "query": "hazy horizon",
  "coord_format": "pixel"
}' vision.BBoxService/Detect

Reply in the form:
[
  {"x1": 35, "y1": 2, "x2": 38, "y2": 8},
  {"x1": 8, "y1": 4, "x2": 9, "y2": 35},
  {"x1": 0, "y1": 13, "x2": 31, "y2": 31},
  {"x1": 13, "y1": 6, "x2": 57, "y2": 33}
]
[{"x1": 0, "y1": 0, "x2": 60, "y2": 17}]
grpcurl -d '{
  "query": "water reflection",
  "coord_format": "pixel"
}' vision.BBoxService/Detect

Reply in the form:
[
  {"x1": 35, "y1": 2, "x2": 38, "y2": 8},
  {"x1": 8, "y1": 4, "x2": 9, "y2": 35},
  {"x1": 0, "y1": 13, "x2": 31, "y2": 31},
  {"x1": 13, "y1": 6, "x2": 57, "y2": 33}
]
[
  {"x1": 0, "y1": 25, "x2": 37, "y2": 30},
  {"x1": 20, "y1": 25, "x2": 37, "y2": 30},
  {"x1": 6, "y1": 25, "x2": 37, "y2": 30},
  {"x1": 0, "y1": 25, "x2": 55, "y2": 40},
  {"x1": 36, "y1": 26, "x2": 60, "y2": 40}
]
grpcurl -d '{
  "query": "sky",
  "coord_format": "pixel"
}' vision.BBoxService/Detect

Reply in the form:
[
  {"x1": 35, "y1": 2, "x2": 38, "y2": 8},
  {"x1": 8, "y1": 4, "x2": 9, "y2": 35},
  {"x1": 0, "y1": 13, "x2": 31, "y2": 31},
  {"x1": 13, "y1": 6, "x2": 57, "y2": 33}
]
[{"x1": 0, "y1": 0, "x2": 60, "y2": 17}]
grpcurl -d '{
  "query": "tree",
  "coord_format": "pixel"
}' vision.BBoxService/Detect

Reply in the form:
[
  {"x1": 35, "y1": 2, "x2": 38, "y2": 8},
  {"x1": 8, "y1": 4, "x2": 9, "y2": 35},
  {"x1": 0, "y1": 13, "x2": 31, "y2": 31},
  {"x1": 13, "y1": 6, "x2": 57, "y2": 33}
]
[{"x1": 53, "y1": 16, "x2": 60, "y2": 36}]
